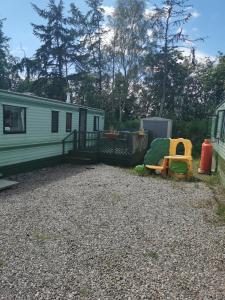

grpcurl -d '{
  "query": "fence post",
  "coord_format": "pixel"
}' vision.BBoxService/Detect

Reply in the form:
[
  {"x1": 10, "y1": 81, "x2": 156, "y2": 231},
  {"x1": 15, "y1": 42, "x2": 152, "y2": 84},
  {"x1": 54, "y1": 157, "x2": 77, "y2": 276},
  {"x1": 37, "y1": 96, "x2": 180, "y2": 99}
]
[
  {"x1": 73, "y1": 130, "x2": 77, "y2": 152},
  {"x1": 97, "y1": 131, "x2": 100, "y2": 152},
  {"x1": 127, "y1": 133, "x2": 133, "y2": 154},
  {"x1": 62, "y1": 140, "x2": 65, "y2": 155},
  {"x1": 147, "y1": 130, "x2": 153, "y2": 148}
]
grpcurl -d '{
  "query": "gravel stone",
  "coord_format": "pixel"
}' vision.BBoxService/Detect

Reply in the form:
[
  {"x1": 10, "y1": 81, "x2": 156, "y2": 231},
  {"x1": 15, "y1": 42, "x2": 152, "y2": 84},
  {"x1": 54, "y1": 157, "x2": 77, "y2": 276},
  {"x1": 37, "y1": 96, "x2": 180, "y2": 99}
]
[{"x1": 0, "y1": 163, "x2": 225, "y2": 299}]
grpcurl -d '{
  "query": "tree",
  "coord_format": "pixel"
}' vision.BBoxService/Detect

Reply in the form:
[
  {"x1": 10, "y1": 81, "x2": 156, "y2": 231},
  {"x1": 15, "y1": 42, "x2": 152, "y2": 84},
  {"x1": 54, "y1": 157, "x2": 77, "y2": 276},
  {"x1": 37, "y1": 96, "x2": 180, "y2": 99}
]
[
  {"x1": 151, "y1": 0, "x2": 199, "y2": 117},
  {"x1": 68, "y1": 3, "x2": 88, "y2": 74},
  {"x1": 0, "y1": 18, "x2": 11, "y2": 89},
  {"x1": 201, "y1": 54, "x2": 225, "y2": 114},
  {"x1": 31, "y1": 0, "x2": 71, "y2": 99},
  {"x1": 18, "y1": 57, "x2": 39, "y2": 82},
  {"x1": 112, "y1": 0, "x2": 149, "y2": 121},
  {"x1": 85, "y1": 0, "x2": 106, "y2": 100},
  {"x1": 143, "y1": 49, "x2": 189, "y2": 117}
]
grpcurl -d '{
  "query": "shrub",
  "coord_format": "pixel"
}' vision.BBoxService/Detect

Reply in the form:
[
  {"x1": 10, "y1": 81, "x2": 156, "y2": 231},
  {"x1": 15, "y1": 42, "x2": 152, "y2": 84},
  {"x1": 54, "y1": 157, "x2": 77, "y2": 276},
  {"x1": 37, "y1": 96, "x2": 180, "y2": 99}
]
[
  {"x1": 106, "y1": 119, "x2": 140, "y2": 131},
  {"x1": 134, "y1": 164, "x2": 150, "y2": 175},
  {"x1": 172, "y1": 119, "x2": 209, "y2": 157}
]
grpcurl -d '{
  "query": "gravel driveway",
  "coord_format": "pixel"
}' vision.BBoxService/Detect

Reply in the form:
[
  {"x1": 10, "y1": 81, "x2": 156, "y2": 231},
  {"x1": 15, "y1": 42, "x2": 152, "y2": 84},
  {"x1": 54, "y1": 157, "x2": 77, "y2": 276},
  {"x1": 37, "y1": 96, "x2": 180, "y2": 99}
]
[{"x1": 0, "y1": 163, "x2": 225, "y2": 299}]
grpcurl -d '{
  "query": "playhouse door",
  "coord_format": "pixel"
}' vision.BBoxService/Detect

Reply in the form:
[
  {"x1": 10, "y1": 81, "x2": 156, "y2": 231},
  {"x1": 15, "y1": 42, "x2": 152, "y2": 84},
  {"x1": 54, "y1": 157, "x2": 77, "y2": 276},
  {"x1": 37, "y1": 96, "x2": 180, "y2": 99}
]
[{"x1": 79, "y1": 108, "x2": 87, "y2": 150}]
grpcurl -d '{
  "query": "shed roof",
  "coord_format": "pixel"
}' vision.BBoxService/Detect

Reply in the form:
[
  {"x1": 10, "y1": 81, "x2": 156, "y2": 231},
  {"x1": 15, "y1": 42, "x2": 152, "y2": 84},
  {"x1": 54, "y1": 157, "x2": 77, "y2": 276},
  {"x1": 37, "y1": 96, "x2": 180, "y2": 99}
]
[
  {"x1": 141, "y1": 117, "x2": 172, "y2": 122},
  {"x1": 0, "y1": 89, "x2": 104, "y2": 114},
  {"x1": 215, "y1": 99, "x2": 225, "y2": 111}
]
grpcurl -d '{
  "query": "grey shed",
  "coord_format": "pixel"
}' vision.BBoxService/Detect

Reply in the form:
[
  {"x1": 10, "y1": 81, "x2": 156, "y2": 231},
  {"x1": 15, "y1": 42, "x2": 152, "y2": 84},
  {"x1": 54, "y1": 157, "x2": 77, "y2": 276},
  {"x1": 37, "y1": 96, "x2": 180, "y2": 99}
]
[{"x1": 140, "y1": 117, "x2": 172, "y2": 138}]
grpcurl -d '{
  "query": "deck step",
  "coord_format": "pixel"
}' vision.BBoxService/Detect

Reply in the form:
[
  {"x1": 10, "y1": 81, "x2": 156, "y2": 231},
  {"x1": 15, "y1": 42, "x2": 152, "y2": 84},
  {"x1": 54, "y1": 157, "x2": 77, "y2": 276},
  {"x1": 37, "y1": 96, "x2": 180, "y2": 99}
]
[
  {"x1": 0, "y1": 179, "x2": 18, "y2": 191},
  {"x1": 69, "y1": 151, "x2": 98, "y2": 159},
  {"x1": 65, "y1": 156, "x2": 96, "y2": 164}
]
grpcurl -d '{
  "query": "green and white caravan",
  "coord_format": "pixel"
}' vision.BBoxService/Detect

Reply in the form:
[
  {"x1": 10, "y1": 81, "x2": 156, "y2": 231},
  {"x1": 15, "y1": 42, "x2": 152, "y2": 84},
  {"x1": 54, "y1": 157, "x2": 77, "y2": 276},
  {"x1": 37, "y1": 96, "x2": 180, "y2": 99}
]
[
  {"x1": 211, "y1": 100, "x2": 225, "y2": 186},
  {"x1": 0, "y1": 90, "x2": 104, "y2": 176}
]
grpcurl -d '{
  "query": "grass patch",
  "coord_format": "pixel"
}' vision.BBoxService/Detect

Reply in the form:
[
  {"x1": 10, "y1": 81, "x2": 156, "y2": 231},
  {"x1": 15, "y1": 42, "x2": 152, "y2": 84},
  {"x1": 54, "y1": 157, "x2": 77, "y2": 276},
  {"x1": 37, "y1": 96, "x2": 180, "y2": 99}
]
[
  {"x1": 111, "y1": 192, "x2": 121, "y2": 202},
  {"x1": 193, "y1": 198, "x2": 214, "y2": 209},
  {"x1": 129, "y1": 158, "x2": 220, "y2": 187},
  {"x1": 32, "y1": 230, "x2": 55, "y2": 241},
  {"x1": 128, "y1": 167, "x2": 150, "y2": 177},
  {"x1": 192, "y1": 159, "x2": 225, "y2": 224},
  {"x1": 127, "y1": 168, "x2": 138, "y2": 175},
  {"x1": 79, "y1": 287, "x2": 90, "y2": 297},
  {"x1": 144, "y1": 250, "x2": 159, "y2": 259},
  {"x1": 192, "y1": 159, "x2": 220, "y2": 186},
  {"x1": 216, "y1": 203, "x2": 225, "y2": 221}
]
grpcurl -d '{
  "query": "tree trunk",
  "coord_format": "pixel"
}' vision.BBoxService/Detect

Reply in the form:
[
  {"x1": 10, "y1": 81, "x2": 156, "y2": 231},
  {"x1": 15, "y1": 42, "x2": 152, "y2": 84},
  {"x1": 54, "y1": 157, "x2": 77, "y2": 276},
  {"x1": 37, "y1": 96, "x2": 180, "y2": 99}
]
[
  {"x1": 119, "y1": 104, "x2": 122, "y2": 122},
  {"x1": 159, "y1": 68, "x2": 167, "y2": 117},
  {"x1": 159, "y1": 7, "x2": 171, "y2": 118},
  {"x1": 111, "y1": 35, "x2": 116, "y2": 122}
]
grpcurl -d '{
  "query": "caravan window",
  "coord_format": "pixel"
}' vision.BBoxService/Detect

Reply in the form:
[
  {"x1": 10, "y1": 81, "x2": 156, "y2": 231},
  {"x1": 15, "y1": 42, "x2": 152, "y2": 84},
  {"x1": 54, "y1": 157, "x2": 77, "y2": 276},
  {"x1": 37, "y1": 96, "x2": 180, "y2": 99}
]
[
  {"x1": 66, "y1": 112, "x2": 72, "y2": 132},
  {"x1": 3, "y1": 105, "x2": 26, "y2": 134},
  {"x1": 51, "y1": 111, "x2": 59, "y2": 133}
]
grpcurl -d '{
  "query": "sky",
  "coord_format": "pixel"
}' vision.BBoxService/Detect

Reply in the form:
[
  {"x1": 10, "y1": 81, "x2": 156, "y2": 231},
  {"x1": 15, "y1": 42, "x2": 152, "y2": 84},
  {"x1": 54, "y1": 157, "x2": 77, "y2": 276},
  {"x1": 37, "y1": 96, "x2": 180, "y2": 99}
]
[{"x1": 0, "y1": 0, "x2": 224, "y2": 60}]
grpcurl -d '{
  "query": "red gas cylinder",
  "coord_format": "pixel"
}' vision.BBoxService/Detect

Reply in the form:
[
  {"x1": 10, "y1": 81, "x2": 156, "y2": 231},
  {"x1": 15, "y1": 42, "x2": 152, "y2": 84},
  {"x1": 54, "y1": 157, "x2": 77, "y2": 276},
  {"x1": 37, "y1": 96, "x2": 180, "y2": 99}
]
[{"x1": 198, "y1": 139, "x2": 213, "y2": 174}]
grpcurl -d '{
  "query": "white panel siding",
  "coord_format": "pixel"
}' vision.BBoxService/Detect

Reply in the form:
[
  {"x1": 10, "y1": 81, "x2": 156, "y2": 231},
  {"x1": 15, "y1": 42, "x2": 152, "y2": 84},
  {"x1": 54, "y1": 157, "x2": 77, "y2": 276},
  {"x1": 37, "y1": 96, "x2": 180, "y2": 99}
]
[
  {"x1": 0, "y1": 144, "x2": 63, "y2": 167},
  {"x1": 86, "y1": 113, "x2": 105, "y2": 132},
  {"x1": 0, "y1": 102, "x2": 80, "y2": 146},
  {"x1": 212, "y1": 102, "x2": 225, "y2": 161},
  {"x1": 0, "y1": 92, "x2": 104, "y2": 168}
]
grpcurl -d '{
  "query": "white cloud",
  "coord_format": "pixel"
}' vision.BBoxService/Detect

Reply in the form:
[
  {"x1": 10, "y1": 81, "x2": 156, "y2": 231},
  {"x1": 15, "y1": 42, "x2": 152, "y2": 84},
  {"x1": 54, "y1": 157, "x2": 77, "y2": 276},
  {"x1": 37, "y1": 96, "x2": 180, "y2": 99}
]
[
  {"x1": 144, "y1": 7, "x2": 156, "y2": 18},
  {"x1": 177, "y1": 27, "x2": 186, "y2": 34},
  {"x1": 181, "y1": 47, "x2": 215, "y2": 62},
  {"x1": 101, "y1": 5, "x2": 157, "y2": 19},
  {"x1": 195, "y1": 50, "x2": 215, "y2": 61},
  {"x1": 101, "y1": 6, "x2": 115, "y2": 17},
  {"x1": 102, "y1": 25, "x2": 114, "y2": 45},
  {"x1": 192, "y1": 10, "x2": 200, "y2": 18},
  {"x1": 11, "y1": 45, "x2": 29, "y2": 57},
  {"x1": 147, "y1": 29, "x2": 153, "y2": 37}
]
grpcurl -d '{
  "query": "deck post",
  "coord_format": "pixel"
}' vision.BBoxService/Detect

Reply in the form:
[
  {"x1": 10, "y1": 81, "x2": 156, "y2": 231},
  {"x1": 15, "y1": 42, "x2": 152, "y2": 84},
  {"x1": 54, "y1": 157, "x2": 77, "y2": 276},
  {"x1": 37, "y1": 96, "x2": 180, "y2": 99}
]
[
  {"x1": 62, "y1": 140, "x2": 65, "y2": 155},
  {"x1": 147, "y1": 130, "x2": 153, "y2": 148},
  {"x1": 73, "y1": 130, "x2": 77, "y2": 152},
  {"x1": 97, "y1": 132, "x2": 100, "y2": 152}
]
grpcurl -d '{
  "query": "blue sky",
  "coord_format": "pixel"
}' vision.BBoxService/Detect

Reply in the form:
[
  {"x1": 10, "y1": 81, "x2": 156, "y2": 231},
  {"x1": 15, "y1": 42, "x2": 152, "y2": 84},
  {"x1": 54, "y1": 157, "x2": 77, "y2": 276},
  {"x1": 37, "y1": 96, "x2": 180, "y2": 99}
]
[{"x1": 0, "y1": 0, "x2": 224, "y2": 59}]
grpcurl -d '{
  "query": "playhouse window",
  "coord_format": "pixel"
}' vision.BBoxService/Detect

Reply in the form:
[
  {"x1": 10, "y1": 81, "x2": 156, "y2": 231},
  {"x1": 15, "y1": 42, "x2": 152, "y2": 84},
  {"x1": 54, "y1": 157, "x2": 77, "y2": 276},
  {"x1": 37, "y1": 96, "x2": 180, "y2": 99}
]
[
  {"x1": 3, "y1": 105, "x2": 26, "y2": 134},
  {"x1": 66, "y1": 112, "x2": 72, "y2": 132},
  {"x1": 93, "y1": 116, "x2": 99, "y2": 131},
  {"x1": 51, "y1": 111, "x2": 59, "y2": 133}
]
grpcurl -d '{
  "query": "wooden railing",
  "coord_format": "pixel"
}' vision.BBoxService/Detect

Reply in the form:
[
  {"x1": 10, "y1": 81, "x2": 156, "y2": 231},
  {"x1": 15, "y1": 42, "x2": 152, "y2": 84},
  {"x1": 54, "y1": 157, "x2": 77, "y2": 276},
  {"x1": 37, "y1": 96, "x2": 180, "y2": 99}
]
[
  {"x1": 62, "y1": 130, "x2": 101, "y2": 155},
  {"x1": 62, "y1": 130, "x2": 153, "y2": 166},
  {"x1": 78, "y1": 131, "x2": 101, "y2": 151},
  {"x1": 62, "y1": 129, "x2": 78, "y2": 155}
]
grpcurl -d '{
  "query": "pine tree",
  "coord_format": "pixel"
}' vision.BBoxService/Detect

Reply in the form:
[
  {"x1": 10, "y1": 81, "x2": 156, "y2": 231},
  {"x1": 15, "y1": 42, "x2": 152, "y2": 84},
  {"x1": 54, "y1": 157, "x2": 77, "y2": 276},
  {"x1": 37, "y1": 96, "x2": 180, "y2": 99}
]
[
  {"x1": 0, "y1": 18, "x2": 11, "y2": 89},
  {"x1": 31, "y1": 0, "x2": 70, "y2": 99},
  {"x1": 68, "y1": 3, "x2": 88, "y2": 73},
  {"x1": 151, "y1": 0, "x2": 202, "y2": 117},
  {"x1": 85, "y1": 0, "x2": 106, "y2": 97}
]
